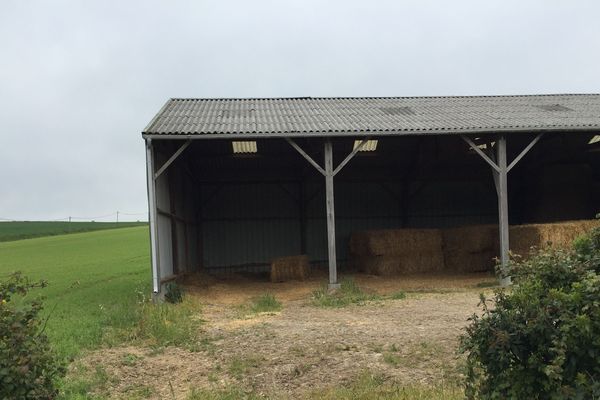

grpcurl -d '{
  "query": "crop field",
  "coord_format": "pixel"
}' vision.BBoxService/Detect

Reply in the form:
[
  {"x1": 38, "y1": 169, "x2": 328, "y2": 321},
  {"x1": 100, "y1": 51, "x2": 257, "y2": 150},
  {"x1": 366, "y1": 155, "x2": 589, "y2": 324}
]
[
  {"x1": 0, "y1": 224, "x2": 495, "y2": 399},
  {"x1": 0, "y1": 221, "x2": 147, "y2": 242}
]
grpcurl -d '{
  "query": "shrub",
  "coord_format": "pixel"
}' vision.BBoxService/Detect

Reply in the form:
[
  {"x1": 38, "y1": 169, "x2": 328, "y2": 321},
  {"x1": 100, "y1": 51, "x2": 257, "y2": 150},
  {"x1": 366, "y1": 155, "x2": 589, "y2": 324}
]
[
  {"x1": 0, "y1": 272, "x2": 65, "y2": 399},
  {"x1": 461, "y1": 227, "x2": 600, "y2": 399}
]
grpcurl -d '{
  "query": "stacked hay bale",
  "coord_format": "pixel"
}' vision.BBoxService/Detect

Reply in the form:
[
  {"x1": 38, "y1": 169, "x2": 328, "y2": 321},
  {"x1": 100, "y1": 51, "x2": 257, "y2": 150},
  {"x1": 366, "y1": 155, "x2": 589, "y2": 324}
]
[
  {"x1": 349, "y1": 229, "x2": 444, "y2": 275},
  {"x1": 443, "y1": 225, "x2": 499, "y2": 272},
  {"x1": 510, "y1": 220, "x2": 599, "y2": 258},
  {"x1": 270, "y1": 255, "x2": 310, "y2": 283},
  {"x1": 349, "y1": 220, "x2": 598, "y2": 276}
]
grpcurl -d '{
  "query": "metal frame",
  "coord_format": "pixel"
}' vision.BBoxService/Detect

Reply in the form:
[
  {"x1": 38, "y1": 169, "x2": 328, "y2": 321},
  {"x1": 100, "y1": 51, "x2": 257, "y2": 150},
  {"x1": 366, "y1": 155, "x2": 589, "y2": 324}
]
[
  {"x1": 145, "y1": 139, "x2": 194, "y2": 295},
  {"x1": 145, "y1": 139, "x2": 160, "y2": 294},
  {"x1": 462, "y1": 133, "x2": 544, "y2": 286},
  {"x1": 145, "y1": 129, "x2": 553, "y2": 295}
]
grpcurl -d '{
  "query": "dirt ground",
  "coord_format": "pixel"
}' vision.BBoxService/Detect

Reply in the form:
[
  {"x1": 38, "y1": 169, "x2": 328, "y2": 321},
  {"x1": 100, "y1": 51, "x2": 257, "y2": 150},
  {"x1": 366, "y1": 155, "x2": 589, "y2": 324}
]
[{"x1": 79, "y1": 272, "x2": 495, "y2": 399}]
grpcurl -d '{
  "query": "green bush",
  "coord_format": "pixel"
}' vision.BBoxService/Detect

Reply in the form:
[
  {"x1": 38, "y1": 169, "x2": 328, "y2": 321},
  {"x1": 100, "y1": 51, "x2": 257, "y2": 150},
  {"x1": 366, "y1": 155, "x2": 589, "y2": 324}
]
[
  {"x1": 461, "y1": 227, "x2": 600, "y2": 399},
  {"x1": 0, "y1": 272, "x2": 65, "y2": 399}
]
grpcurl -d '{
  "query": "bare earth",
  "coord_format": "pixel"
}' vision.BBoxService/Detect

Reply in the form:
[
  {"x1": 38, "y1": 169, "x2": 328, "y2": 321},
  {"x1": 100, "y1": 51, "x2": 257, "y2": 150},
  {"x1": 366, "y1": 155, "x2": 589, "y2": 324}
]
[{"x1": 78, "y1": 272, "x2": 493, "y2": 399}]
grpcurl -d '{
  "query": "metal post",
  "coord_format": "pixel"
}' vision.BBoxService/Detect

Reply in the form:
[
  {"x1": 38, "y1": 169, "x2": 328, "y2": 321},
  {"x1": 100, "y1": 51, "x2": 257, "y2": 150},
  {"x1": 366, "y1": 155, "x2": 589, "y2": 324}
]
[
  {"x1": 324, "y1": 139, "x2": 339, "y2": 289},
  {"x1": 497, "y1": 135, "x2": 511, "y2": 286},
  {"x1": 145, "y1": 139, "x2": 161, "y2": 294}
]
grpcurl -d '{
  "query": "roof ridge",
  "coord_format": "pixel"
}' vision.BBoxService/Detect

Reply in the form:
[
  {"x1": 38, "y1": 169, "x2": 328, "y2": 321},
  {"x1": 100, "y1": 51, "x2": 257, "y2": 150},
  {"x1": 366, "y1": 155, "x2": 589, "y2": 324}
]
[{"x1": 168, "y1": 93, "x2": 600, "y2": 101}]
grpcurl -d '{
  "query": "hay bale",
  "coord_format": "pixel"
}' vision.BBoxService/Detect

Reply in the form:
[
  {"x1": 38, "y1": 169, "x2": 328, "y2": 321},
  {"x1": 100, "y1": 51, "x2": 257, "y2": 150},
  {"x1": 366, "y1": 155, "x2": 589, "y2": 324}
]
[
  {"x1": 442, "y1": 225, "x2": 498, "y2": 272},
  {"x1": 350, "y1": 228, "x2": 444, "y2": 275},
  {"x1": 510, "y1": 220, "x2": 599, "y2": 258},
  {"x1": 358, "y1": 252, "x2": 446, "y2": 275},
  {"x1": 270, "y1": 255, "x2": 310, "y2": 283},
  {"x1": 443, "y1": 250, "x2": 497, "y2": 273},
  {"x1": 349, "y1": 229, "x2": 443, "y2": 256}
]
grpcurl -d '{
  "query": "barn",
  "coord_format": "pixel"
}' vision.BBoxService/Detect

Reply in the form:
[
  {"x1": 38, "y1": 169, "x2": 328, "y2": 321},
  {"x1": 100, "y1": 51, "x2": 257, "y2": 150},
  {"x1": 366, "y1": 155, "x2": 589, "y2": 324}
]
[{"x1": 142, "y1": 94, "x2": 600, "y2": 296}]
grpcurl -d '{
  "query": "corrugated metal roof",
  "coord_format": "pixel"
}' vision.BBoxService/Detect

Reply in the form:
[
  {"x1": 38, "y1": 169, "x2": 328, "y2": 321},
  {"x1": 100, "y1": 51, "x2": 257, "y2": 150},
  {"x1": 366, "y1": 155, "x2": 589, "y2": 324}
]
[{"x1": 143, "y1": 94, "x2": 600, "y2": 138}]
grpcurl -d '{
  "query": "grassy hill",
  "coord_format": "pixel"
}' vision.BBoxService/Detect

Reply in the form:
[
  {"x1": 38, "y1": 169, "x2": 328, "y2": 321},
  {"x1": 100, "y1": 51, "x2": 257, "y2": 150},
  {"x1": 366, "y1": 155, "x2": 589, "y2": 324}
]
[
  {"x1": 0, "y1": 221, "x2": 147, "y2": 242},
  {"x1": 0, "y1": 226, "x2": 150, "y2": 358}
]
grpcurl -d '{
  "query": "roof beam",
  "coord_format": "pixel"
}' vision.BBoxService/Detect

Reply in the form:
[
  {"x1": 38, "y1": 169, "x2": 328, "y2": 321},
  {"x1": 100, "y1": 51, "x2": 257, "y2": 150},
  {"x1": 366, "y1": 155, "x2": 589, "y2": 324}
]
[{"x1": 154, "y1": 140, "x2": 191, "y2": 180}]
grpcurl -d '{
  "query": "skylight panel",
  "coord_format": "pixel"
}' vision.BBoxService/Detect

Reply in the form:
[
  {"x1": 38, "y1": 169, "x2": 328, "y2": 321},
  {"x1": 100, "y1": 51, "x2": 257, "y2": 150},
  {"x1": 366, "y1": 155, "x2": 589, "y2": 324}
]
[
  {"x1": 232, "y1": 141, "x2": 257, "y2": 154},
  {"x1": 354, "y1": 140, "x2": 378, "y2": 152}
]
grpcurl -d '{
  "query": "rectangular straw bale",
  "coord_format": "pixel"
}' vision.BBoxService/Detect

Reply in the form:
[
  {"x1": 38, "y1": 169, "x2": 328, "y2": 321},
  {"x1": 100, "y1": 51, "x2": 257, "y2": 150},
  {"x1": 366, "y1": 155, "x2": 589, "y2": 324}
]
[
  {"x1": 510, "y1": 220, "x2": 599, "y2": 258},
  {"x1": 349, "y1": 228, "x2": 443, "y2": 256},
  {"x1": 270, "y1": 255, "x2": 310, "y2": 283},
  {"x1": 444, "y1": 250, "x2": 497, "y2": 273},
  {"x1": 358, "y1": 252, "x2": 445, "y2": 275},
  {"x1": 443, "y1": 224, "x2": 498, "y2": 253}
]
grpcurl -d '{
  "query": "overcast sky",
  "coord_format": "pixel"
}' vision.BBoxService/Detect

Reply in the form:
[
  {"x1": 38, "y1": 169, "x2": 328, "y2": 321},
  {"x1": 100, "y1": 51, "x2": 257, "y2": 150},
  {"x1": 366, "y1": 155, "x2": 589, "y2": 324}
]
[{"x1": 1, "y1": 0, "x2": 599, "y2": 221}]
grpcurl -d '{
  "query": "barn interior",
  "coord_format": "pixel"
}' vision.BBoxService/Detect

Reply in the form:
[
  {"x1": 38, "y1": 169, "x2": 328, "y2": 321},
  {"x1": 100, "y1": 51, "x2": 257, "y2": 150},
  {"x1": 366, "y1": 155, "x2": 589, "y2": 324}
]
[{"x1": 149, "y1": 132, "x2": 600, "y2": 285}]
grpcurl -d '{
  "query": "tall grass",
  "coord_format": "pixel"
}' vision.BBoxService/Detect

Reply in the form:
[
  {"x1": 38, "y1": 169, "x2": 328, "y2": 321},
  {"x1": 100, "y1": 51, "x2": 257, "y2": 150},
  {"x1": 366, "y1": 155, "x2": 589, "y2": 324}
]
[{"x1": 102, "y1": 291, "x2": 203, "y2": 350}]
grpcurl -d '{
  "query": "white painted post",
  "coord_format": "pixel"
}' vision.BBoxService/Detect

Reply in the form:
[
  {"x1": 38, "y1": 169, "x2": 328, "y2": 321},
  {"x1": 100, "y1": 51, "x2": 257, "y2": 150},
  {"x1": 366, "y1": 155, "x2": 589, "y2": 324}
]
[
  {"x1": 497, "y1": 135, "x2": 511, "y2": 286},
  {"x1": 324, "y1": 139, "x2": 340, "y2": 289},
  {"x1": 145, "y1": 139, "x2": 161, "y2": 294}
]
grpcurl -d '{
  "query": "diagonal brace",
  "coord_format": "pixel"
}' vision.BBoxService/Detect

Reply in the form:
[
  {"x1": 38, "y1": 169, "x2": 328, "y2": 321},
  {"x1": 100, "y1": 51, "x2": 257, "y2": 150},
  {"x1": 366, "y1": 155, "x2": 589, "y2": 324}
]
[
  {"x1": 286, "y1": 138, "x2": 326, "y2": 176},
  {"x1": 154, "y1": 140, "x2": 191, "y2": 180},
  {"x1": 461, "y1": 135, "x2": 501, "y2": 172},
  {"x1": 507, "y1": 133, "x2": 544, "y2": 172},
  {"x1": 333, "y1": 139, "x2": 368, "y2": 176}
]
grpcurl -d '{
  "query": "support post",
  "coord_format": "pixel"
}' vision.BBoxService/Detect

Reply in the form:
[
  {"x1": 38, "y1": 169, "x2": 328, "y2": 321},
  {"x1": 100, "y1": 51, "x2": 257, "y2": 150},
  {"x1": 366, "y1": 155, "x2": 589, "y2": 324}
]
[
  {"x1": 496, "y1": 135, "x2": 510, "y2": 286},
  {"x1": 145, "y1": 139, "x2": 161, "y2": 294},
  {"x1": 324, "y1": 139, "x2": 339, "y2": 289}
]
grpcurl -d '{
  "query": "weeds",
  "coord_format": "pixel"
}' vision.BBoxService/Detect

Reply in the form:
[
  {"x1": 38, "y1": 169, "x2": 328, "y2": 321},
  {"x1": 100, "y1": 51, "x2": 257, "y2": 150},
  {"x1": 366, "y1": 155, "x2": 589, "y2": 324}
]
[
  {"x1": 102, "y1": 291, "x2": 203, "y2": 350},
  {"x1": 236, "y1": 293, "x2": 282, "y2": 317},
  {"x1": 389, "y1": 291, "x2": 407, "y2": 300},
  {"x1": 228, "y1": 355, "x2": 262, "y2": 379},
  {"x1": 250, "y1": 293, "x2": 282, "y2": 313},
  {"x1": 310, "y1": 371, "x2": 463, "y2": 399},
  {"x1": 59, "y1": 364, "x2": 116, "y2": 399},
  {"x1": 311, "y1": 278, "x2": 382, "y2": 308},
  {"x1": 187, "y1": 386, "x2": 261, "y2": 400}
]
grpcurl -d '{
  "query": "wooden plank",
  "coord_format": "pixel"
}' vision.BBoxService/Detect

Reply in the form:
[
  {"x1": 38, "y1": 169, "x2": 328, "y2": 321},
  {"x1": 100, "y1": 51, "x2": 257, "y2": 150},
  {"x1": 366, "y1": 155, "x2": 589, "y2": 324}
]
[
  {"x1": 145, "y1": 140, "x2": 161, "y2": 294},
  {"x1": 461, "y1": 135, "x2": 501, "y2": 172},
  {"x1": 299, "y1": 181, "x2": 307, "y2": 254},
  {"x1": 332, "y1": 138, "x2": 368, "y2": 176},
  {"x1": 507, "y1": 133, "x2": 544, "y2": 172},
  {"x1": 496, "y1": 135, "x2": 511, "y2": 286},
  {"x1": 286, "y1": 138, "x2": 326, "y2": 176},
  {"x1": 154, "y1": 140, "x2": 191, "y2": 180},
  {"x1": 324, "y1": 139, "x2": 339, "y2": 288}
]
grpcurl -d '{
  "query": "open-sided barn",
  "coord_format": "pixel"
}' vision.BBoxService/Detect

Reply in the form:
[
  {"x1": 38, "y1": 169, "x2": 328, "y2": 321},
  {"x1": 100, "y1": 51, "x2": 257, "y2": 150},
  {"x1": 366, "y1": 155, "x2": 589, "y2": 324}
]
[{"x1": 142, "y1": 94, "x2": 600, "y2": 296}]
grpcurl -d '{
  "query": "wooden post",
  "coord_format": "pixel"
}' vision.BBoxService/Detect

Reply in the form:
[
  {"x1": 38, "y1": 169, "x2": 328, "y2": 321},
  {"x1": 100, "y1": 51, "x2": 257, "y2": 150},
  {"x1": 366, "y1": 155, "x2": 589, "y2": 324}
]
[
  {"x1": 324, "y1": 139, "x2": 339, "y2": 289},
  {"x1": 145, "y1": 139, "x2": 161, "y2": 294},
  {"x1": 299, "y1": 181, "x2": 307, "y2": 254},
  {"x1": 497, "y1": 135, "x2": 511, "y2": 286}
]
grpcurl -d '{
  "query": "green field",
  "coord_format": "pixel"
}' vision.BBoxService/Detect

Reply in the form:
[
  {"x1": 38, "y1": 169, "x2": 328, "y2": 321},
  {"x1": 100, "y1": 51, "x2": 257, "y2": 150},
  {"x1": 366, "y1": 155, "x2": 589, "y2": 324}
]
[
  {"x1": 0, "y1": 221, "x2": 148, "y2": 242},
  {"x1": 0, "y1": 226, "x2": 151, "y2": 359}
]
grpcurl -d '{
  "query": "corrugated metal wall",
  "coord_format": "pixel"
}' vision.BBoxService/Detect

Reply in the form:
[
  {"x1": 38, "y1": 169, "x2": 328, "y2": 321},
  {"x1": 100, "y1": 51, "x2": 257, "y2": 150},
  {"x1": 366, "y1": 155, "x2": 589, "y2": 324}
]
[
  {"x1": 201, "y1": 183, "x2": 301, "y2": 270},
  {"x1": 199, "y1": 177, "x2": 497, "y2": 270}
]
